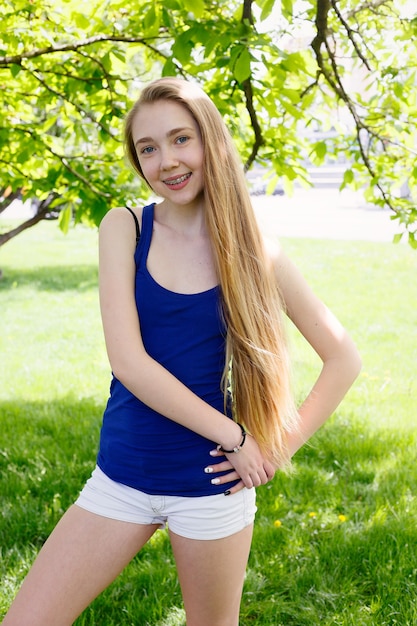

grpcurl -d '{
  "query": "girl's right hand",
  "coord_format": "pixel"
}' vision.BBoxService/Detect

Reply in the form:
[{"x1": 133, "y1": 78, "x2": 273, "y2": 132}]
[{"x1": 204, "y1": 435, "x2": 276, "y2": 494}]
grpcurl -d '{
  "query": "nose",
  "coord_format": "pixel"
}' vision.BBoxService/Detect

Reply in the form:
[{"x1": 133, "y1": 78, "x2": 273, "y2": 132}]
[{"x1": 159, "y1": 146, "x2": 179, "y2": 171}]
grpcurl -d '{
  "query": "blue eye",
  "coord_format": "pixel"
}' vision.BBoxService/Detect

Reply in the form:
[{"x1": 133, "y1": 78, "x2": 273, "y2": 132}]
[
  {"x1": 141, "y1": 146, "x2": 155, "y2": 154},
  {"x1": 176, "y1": 136, "x2": 188, "y2": 144}
]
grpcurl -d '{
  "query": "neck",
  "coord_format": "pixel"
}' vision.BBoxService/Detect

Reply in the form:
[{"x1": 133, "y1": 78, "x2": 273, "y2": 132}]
[{"x1": 156, "y1": 198, "x2": 207, "y2": 236}]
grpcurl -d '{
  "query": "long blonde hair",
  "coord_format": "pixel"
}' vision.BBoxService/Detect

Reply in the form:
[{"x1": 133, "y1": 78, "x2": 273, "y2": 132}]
[{"x1": 125, "y1": 77, "x2": 298, "y2": 465}]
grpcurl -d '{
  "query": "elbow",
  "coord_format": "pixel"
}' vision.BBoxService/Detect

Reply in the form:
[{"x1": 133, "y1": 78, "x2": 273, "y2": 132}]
[
  {"x1": 352, "y1": 350, "x2": 362, "y2": 381},
  {"x1": 108, "y1": 352, "x2": 138, "y2": 388},
  {"x1": 111, "y1": 357, "x2": 140, "y2": 389},
  {"x1": 346, "y1": 340, "x2": 362, "y2": 384},
  {"x1": 328, "y1": 334, "x2": 362, "y2": 387},
  {"x1": 111, "y1": 362, "x2": 129, "y2": 386},
  {"x1": 108, "y1": 347, "x2": 150, "y2": 391}
]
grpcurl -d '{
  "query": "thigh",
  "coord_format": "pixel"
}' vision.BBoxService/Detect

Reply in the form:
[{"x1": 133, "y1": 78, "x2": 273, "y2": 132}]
[
  {"x1": 3, "y1": 504, "x2": 159, "y2": 626},
  {"x1": 169, "y1": 524, "x2": 253, "y2": 626}
]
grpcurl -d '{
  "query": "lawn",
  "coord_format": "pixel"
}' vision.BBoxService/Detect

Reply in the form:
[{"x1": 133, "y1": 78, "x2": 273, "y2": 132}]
[{"x1": 1, "y1": 219, "x2": 416, "y2": 625}]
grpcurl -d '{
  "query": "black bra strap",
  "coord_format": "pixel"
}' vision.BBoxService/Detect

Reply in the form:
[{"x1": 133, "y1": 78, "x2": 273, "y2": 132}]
[{"x1": 125, "y1": 206, "x2": 140, "y2": 244}]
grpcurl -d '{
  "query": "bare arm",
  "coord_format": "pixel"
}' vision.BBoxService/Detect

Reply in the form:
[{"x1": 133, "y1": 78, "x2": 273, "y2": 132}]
[
  {"x1": 272, "y1": 242, "x2": 362, "y2": 457},
  {"x1": 209, "y1": 238, "x2": 361, "y2": 492},
  {"x1": 98, "y1": 208, "x2": 273, "y2": 487}
]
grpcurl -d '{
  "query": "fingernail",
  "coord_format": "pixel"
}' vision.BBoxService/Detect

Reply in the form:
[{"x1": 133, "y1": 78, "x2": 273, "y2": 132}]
[
  {"x1": 224, "y1": 489, "x2": 231, "y2": 496},
  {"x1": 204, "y1": 467, "x2": 213, "y2": 473},
  {"x1": 209, "y1": 449, "x2": 218, "y2": 457},
  {"x1": 211, "y1": 478, "x2": 220, "y2": 485}
]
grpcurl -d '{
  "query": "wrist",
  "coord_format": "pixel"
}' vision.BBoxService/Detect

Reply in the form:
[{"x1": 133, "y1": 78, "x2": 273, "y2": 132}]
[{"x1": 218, "y1": 422, "x2": 247, "y2": 453}]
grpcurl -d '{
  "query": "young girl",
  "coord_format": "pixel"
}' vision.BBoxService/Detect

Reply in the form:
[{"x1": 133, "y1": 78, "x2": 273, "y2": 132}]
[{"x1": 3, "y1": 77, "x2": 361, "y2": 626}]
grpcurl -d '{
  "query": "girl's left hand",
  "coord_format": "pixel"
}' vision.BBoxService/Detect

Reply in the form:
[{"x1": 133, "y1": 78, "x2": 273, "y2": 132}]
[{"x1": 204, "y1": 449, "x2": 276, "y2": 495}]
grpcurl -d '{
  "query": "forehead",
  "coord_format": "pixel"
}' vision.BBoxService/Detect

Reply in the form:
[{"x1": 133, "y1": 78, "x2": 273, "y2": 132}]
[{"x1": 131, "y1": 99, "x2": 199, "y2": 140}]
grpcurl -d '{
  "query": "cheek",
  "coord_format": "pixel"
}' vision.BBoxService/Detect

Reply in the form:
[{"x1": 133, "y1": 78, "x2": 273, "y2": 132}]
[
  {"x1": 138, "y1": 158, "x2": 155, "y2": 181},
  {"x1": 196, "y1": 148, "x2": 205, "y2": 170},
  {"x1": 136, "y1": 161, "x2": 155, "y2": 190}
]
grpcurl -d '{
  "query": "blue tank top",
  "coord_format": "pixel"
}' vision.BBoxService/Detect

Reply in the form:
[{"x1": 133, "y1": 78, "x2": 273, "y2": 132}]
[{"x1": 97, "y1": 203, "x2": 234, "y2": 496}]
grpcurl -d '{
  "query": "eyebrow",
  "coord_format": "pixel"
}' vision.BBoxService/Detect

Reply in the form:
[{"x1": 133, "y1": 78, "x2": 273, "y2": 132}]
[{"x1": 135, "y1": 127, "x2": 195, "y2": 147}]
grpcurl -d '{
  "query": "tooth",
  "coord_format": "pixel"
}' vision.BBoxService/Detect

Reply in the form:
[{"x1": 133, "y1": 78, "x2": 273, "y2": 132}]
[{"x1": 167, "y1": 174, "x2": 188, "y2": 184}]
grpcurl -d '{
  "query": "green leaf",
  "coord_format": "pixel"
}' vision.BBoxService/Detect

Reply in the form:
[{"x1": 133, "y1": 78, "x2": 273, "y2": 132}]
[
  {"x1": 72, "y1": 11, "x2": 90, "y2": 29},
  {"x1": 393, "y1": 82, "x2": 404, "y2": 99},
  {"x1": 393, "y1": 232, "x2": 403, "y2": 244},
  {"x1": 315, "y1": 141, "x2": 327, "y2": 160},
  {"x1": 10, "y1": 63, "x2": 22, "y2": 77},
  {"x1": 172, "y1": 30, "x2": 194, "y2": 65},
  {"x1": 233, "y1": 47, "x2": 251, "y2": 83},
  {"x1": 408, "y1": 231, "x2": 417, "y2": 249},
  {"x1": 16, "y1": 147, "x2": 33, "y2": 165},
  {"x1": 179, "y1": 0, "x2": 205, "y2": 18},
  {"x1": 281, "y1": 0, "x2": 293, "y2": 19},
  {"x1": 256, "y1": 0, "x2": 275, "y2": 22},
  {"x1": 343, "y1": 169, "x2": 354, "y2": 185},
  {"x1": 58, "y1": 205, "x2": 72, "y2": 234},
  {"x1": 162, "y1": 57, "x2": 178, "y2": 76},
  {"x1": 144, "y1": 4, "x2": 160, "y2": 36},
  {"x1": 282, "y1": 176, "x2": 294, "y2": 195},
  {"x1": 42, "y1": 115, "x2": 59, "y2": 133},
  {"x1": 266, "y1": 174, "x2": 280, "y2": 195}
]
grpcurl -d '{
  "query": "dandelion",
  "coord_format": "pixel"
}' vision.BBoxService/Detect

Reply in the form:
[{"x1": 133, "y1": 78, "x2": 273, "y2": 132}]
[
  {"x1": 338, "y1": 514, "x2": 347, "y2": 523},
  {"x1": 308, "y1": 512, "x2": 317, "y2": 518},
  {"x1": 274, "y1": 519, "x2": 282, "y2": 528}
]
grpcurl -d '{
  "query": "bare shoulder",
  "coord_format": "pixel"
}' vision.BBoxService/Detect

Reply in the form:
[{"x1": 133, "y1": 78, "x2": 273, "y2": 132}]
[
  {"x1": 262, "y1": 235, "x2": 290, "y2": 276},
  {"x1": 262, "y1": 234, "x2": 282, "y2": 260},
  {"x1": 100, "y1": 206, "x2": 143, "y2": 231},
  {"x1": 261, "y1": 234, "x2": 312, "y2": 309},
  {"x1": 99, "y1": 206, "x2": 144, "y2": 250}
]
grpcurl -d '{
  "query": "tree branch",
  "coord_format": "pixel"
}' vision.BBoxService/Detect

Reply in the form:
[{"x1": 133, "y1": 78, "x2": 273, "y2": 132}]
[
  {"x1": 242, "y1": 79, "x2": 264, "y2": 171},
  {"x1": 330, "y1": 0, "x2": 371, "y2": 71},
  {"x1": 242, "y1": 0, "x2": 254, "y2": 24},
  {"x1": 28, "y1": 67, "x2": 119, "y2": 137},
  {"x1": 47, "y1": 148, "x2": 113, "y2": 198},
  {"x1": 240, "y1": 0, "x2": 264, "y2": 171},
  {"x1": 310, "y1": 0, "x2": 401, "y2": 216},
  {"x1": 0, "y1": 187, "x2": 22, "y2": 215},
  {"x1": 0, "y1": 194, "x2": 62, "y2": 247},
  {"x1": 311, "y1": 0, "x2": 330, "y2": 63},
  {"x1": 345, "y1": 0, "x2": 392, "y2": 20},
  {"x1": 0, "y1": 34, "x2": 169, "y2": 66}
]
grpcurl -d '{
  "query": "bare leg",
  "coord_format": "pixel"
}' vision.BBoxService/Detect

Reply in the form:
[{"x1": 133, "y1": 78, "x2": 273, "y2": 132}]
[
  {"x1": 169, "y1": 524, "x2": 253, "y2": 626},
  {"x1": 3, "y1": 505, "x2": 159, "y2": 626}
]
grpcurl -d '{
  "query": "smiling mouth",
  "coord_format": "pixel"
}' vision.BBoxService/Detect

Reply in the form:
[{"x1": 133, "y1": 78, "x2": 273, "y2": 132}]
[{"x1": 164, "y1": 173, "x2": 192, "y2": 186}]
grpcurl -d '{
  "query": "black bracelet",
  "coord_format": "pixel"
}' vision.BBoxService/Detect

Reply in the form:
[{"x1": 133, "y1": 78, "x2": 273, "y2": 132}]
[{"x1": 217, "y1": 423, "x2": 247, "y2": 454}]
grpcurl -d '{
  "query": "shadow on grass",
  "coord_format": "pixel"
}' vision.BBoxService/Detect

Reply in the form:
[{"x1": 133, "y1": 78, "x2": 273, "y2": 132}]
[
  {"x1": 0, "y1": 265, "x2": 98, "y2": 292},
  {"x1": 0, "y1": 395, "x2": 183, "y2": 625},
  {"x1": 248, "y1": 416, "x2": 417, "y2": 625},
  {"x1": 0, "y1": 396, "x2": 103, "y2": 549},
  {"x1": 1, "y1": 402, "x2": 417, "y2": 624}
]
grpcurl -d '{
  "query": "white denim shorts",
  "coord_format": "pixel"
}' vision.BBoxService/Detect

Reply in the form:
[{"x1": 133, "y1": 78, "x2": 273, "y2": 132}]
[{"x1": 75, "y1": 465, "x2": 257, "y2": 540}]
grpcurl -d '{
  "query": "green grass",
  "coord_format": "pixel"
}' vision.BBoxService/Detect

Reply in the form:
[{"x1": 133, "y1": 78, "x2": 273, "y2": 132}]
[{"x1": 1, "y1": 220, "x2": 417, "y2": 625}]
